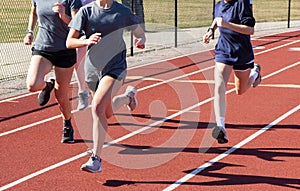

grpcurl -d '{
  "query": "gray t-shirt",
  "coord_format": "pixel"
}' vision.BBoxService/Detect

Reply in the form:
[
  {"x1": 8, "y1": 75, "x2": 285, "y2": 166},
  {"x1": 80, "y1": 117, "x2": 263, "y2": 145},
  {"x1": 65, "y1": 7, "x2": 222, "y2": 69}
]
[
  {"x1": 33, "y1": 0, "x2": 82, "y2": 52},
  {"x1": 69, "y1": 1, "x2": 139, "y2": 42},
  {"x1": 68, "y1": 1, "x2": 140, "y2": 77}
]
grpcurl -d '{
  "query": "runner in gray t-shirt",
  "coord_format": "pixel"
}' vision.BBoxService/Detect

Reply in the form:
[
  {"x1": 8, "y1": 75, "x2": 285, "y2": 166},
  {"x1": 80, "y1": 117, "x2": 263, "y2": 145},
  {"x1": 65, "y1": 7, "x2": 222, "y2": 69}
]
[
  {"x1": 24, "y1": 0, "x2": 82, "y2": 144},
  {"x1": 69, "y1": 0, "x2": 142, "y2": 87},
  {"x1": 66, "y1": 0, "x2": 146, "y2": 173}
]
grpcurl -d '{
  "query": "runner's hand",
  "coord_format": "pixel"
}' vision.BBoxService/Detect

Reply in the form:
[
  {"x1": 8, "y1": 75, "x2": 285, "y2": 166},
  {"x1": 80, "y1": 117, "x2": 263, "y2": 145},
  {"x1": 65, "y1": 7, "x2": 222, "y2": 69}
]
[
  {"x1": 24, "y1": 33, "x2": 33, "y2": 45},
  {"x1": 52, "y1": 2, "x2": 66, "y2": 18},
  {"x1": 134, "y1": 38, "x2": 145, "y2": 49},
  {"x1": 85, "y1": 33, "x2": 102, "y2": 46}
]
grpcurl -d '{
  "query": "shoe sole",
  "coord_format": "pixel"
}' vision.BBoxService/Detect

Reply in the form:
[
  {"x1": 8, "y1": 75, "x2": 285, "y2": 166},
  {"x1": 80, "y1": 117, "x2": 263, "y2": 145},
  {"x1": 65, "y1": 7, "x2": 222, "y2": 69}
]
[
  {"x1": 38, "y1": 90, "x2": 52, "y2": 106},
  {"x1": 212, "y1": 127, "x2": 228, "y2": 144},
  {"x1": 61, "y1": 130, "x2": 74, "y2": 143},
  {"x1": 81, "y1": 166, "x2": 102, "y2": 173},
  {"x1": 61, "y1": 139, "x2": 75, "y2": 143},
  {"x1": 61, "y1": 134, "x2": 74, "y2": 143},
  {"x1": 78, "y1": 103, "x2": 89, "y2": 111},
  {"x1": 38, "y1": 79, "x2": 55, "y2": 106}
]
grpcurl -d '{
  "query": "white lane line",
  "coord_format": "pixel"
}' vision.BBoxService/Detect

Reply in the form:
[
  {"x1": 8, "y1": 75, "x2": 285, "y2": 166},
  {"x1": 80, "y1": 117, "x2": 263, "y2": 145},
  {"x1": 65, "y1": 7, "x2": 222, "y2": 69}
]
[
  {"x1": 258, "y1": 84, "x2": 300, "y2": 89},
  {"x1": 168, "y1": 109, "x2": 200, "y2": 113},
  {"x1": 0, "y1": 81, "x2": 78, "y2": 104},
  {"x1": 0, "y1": 92, "x2": 38, "y2": 104},
  {"x1": 126, "y1": 77, "x2": 216, "y2": 85},
  {"x1": 253, "y1": 38, "x2": 296, "y2": 42},
  {"x1": 255, "y1": 39, "x2": 300, "y2": 56},
  {"x1": 128, "y1": 49, "x2": 210, "y2": 70},
  {"x1": 288, "y1": 47, "x2": 300, "y2": 51},
  {"x1": 0, "y1": 115, "x2": 61, "y2": 137},
  {"x1": 0, "y1": 109, "x2": 80, "y2": 137},
  {"x1": 253, "y1": 46, "x2": 265, "y2": 49},
  {"x1": 0, "y1": 152, "x2": 86, "y2": 191},
  {"x1": 163, "y1": 104, "x2": 300, "y2": 191},
  {"x1": 138, "y1": 66, "x2": 214, "y2": 92},
  {"x1": 1, "y1": 61, "x2": 299, "y2": 191},
  {"x1": 130, "y1": 77, "x2": 300, "y2": 89},
  {"x1": 262, "y1": 61, "x2": 300, "y2": 79}
]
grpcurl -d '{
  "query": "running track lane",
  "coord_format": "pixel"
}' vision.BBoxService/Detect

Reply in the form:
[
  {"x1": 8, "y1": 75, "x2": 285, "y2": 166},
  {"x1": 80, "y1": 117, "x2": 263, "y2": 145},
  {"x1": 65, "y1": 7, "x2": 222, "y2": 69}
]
[{"x1": 0, "y1": 30, "x2": 299, "y2": 191}]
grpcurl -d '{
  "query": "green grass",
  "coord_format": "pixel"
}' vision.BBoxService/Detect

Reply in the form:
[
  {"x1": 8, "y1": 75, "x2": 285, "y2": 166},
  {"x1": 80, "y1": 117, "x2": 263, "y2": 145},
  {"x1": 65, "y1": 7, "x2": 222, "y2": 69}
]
[
  {"x1": 143, "y1": 0, "x2": 300, "y2": 30},
  {"x1": 1, "y1": 0, "x2": 300, "y2": 42},
  {"x1": 254, "y1": 0, "x2": 300, "y2": 22},
  {"x1": 1, "y1": 1, "x2": 31, "y2": 43}
]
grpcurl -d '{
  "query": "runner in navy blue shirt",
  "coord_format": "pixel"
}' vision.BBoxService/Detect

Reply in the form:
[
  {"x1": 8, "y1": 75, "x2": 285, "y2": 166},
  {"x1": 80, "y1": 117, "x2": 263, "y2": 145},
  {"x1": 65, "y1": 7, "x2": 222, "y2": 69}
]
[
  {"x1": 203, "y1": 0, "x2": 261, "y2": 144},
  {"x1": 67, "y1": 0, "x2": 146, "y2": 173}
]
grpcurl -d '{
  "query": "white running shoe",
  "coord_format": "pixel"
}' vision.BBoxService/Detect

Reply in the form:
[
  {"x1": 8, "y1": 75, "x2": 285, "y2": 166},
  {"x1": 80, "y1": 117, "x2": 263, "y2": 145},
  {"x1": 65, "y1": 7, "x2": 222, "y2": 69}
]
[
  {"x1": 252, "y1": 64, "x2": 262, "y2": 88},
  {"x1": 125, "y1": 86, "x2": 138, "y2": 111},
  {"x1": 81, "y1": 151, "x2": 102, "y2": 173},
  {"x1": 77, "y1": 90, "x2": 89, "y2": 110}
]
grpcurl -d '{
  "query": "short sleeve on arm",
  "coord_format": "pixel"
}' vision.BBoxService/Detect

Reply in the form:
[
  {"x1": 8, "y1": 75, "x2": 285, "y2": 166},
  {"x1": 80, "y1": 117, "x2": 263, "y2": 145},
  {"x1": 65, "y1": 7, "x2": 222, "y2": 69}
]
[
  {"x1": 63, "y1": 0, "x2": 82, "y2": 17},
  {"x1": 126, "y1": 10, "x2": 141, "y2": 31},
  {"x1": 70, "y1": 0, "x2": 83, "y2": 11},
  {"x1": 239, "y1": 0, "x2": 255, "y2": 27},
  {"x1": 68, "y1": 8, "x2": 86, "y2": 32}
]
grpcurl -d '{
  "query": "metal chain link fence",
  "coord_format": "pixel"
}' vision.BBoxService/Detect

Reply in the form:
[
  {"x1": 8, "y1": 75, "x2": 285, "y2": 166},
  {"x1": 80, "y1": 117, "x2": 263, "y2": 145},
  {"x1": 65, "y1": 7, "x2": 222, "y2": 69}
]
[
  {"x1": 1, "y1": 0, "x2": 33, "y2": 81},
  {"x1": 1, "y1": 0, "x2": 299, "y2": 82}
]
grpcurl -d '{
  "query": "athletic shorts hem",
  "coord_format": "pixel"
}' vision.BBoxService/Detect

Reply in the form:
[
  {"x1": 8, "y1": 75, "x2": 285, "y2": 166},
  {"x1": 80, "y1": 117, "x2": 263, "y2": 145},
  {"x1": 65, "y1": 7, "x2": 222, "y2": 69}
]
[
  {"x1": 215, "y1": 59, "x2": 254, "y2": 71},
  {"x1": 32, "y1": 47, "x2": 76, "y2": 68}
]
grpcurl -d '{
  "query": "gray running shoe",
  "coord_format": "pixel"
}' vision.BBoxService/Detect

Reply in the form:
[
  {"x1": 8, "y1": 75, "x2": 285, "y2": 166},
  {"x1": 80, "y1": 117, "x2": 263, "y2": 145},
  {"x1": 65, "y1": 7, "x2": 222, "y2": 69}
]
[
  {"x1": 38, "y1": 78, "x2": 55, "y2": 106},
  {"x1": 212, "y1": 126, "x2": 229, "y2": 144},
  {"x1": 81, "y1": 151, "x2": 102, "y2": 173},
  {"x1": 125, "y1": 86, "x2": 138, "y2": 111},
  {"x1": 61, "y1": 120, "x2": 74, "y2": 143},
  {"x1": 77, "y1": 90, "x2": 89, "y2": 110},
  {"x1": 252, "y1": 64, "x2": 262, "y2": 88}
]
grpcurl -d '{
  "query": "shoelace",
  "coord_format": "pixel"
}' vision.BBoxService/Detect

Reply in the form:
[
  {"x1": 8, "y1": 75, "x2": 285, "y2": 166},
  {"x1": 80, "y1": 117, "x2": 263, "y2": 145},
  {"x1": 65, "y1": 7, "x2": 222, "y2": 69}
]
[
  {"x1": 87, "y1": 148, "x2": 101, "y2": 162},
  {"x1": 86, "y1": 148, "x2": 95, "y2": 157},
  {"x1": 127, "y1": 91, "x2": 135, "y2": 105},
  {"x1": 86, "y1": 148, "x2": 101, "y2": 162}
]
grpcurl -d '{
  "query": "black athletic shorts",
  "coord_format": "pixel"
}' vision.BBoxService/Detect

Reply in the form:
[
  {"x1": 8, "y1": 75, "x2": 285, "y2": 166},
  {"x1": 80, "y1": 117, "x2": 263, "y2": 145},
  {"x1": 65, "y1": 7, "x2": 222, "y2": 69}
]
[
  {"x1": 32, "y1": 47, "x2": 76, "y2": 68},
  {"x1": 233, "y1": 62, "x2": 254, "y2": 70}
]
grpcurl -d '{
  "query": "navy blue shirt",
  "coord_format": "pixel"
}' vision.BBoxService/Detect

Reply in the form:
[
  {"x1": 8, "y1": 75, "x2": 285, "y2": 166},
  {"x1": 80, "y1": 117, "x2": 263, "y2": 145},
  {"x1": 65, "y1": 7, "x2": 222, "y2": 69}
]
[{"x1": 214, "y1": 0, "x2": 255, "y2": 66}]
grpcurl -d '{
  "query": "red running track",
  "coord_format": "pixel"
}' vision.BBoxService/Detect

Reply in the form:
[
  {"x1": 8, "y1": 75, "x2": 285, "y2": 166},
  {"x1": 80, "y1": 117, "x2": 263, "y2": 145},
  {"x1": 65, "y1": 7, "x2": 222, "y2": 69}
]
[{"x1": 0, "y1": 30, "x2": 300, "y2": 191}]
